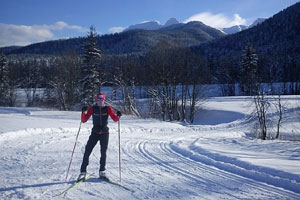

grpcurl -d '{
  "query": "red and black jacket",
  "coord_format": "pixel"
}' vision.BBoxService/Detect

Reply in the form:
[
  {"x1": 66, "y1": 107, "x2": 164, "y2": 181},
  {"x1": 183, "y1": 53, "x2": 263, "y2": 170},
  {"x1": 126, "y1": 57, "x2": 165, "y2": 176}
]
[{"x1": 81, "y1": 105, "x2": 119, "y2": 133}]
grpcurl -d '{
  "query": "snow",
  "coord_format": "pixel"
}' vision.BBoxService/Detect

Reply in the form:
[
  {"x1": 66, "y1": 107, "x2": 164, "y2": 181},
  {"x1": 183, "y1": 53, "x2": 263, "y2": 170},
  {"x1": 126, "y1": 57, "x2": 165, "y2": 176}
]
[
  {"x1": 0, "y1": 96, "x2": 300, "y2": 199},
  {"x1": 124, "y1": 18, "x2": 179, "y2": 32}
]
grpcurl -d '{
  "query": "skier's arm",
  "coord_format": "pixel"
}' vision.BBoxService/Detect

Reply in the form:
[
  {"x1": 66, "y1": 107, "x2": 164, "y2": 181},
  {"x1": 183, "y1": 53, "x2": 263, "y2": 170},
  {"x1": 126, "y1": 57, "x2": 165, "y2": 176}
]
[
  {"x1": 107, "y1": 106, "x2": 120, "y2": 122},
  {"x1": 81, "y1": 106, "x2": 93, "y2": 123}
]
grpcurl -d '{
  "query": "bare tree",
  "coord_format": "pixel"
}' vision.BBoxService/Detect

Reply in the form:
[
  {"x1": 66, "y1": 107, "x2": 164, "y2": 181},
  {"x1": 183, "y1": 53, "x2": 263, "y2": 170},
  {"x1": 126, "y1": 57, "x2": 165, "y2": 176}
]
[
  {"x1": 145, "y1": 41, "x2": 178, "y2": 121},
  {"x1": 113, "y1": 72, "x2": 140, "y2": 117},
  {"x1": 144, "y1": 42, "x2": 211, "y2": 123},
  {"x1": 253, "y1": 89, "x2": 269, "y2": 140},
  {"x1": 188, "y1": 53, "x2": 210, "y2": 123},
  {"x1": 50, "y1": 52, "x2": 80, "y2": 110},
  {"x1": 109, "y1": 57, "x2": 140, "y2": 117},
  {"x1": 275, "y1": 94, "x2": 283, "y2": 139},
  {"x1": 7, "y1": 64, "x2": 19, "y2": 107},
  {"x1": 0, "y1": 51, "x2": 9, "y2": 106},
  {"x1": 20, "y1": 60, "x2": 41, "y2": 107},
  {"x1": 216, "y1": 56, "x2": 238, "y2": 96}
]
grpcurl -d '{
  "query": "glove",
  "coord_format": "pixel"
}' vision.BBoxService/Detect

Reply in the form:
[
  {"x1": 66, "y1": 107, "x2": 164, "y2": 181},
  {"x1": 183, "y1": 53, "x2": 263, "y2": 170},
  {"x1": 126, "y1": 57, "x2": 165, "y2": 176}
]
[
  {"x1": 82, "y1": 106, "x2": 88, "y2": 112},
  {"x1": 117, "y1": 111, "x2": 122, "y2": 117}
]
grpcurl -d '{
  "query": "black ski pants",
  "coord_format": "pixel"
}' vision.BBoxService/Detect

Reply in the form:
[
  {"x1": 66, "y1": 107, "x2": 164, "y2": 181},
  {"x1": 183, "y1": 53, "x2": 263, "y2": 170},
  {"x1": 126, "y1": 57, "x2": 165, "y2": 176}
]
[{"x1": 80, "y1": 131, "x2": 109, "y2": 173}]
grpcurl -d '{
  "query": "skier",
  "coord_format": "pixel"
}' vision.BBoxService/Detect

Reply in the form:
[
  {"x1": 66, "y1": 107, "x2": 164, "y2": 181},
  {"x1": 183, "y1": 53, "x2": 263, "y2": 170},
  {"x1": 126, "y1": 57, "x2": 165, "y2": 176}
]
[{"x1": 77, "y1": 92, "x2": 122, "y2": 181}]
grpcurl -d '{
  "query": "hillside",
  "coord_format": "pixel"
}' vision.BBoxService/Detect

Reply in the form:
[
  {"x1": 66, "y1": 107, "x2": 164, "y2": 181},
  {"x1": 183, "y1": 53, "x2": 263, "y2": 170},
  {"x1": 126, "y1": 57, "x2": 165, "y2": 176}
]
[
  {"x1": 2, "y1": 3, "x2": 299, "y2": 60},
  {"x1": 195, "y1": 2, "x2": 300, "y2": 57},
  {"x1": 2, "y1": 21, "x2": 225, "y2": 55}
]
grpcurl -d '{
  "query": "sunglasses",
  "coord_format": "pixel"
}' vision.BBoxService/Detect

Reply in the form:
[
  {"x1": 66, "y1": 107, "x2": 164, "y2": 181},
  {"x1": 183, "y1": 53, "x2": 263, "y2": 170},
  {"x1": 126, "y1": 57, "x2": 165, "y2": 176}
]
[{"x1": 97, "y1": 98, "x2": 105, "y2": 102}]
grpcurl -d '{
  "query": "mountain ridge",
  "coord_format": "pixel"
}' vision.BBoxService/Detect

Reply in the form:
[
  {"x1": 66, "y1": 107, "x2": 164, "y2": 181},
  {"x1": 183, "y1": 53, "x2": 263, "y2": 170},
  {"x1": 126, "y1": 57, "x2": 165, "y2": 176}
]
[
  {"x1": 195, "y1": 2, "x2": 300, "y2": 56},
  {"x1": 124, "y1": 17, "x2": 180, "y2": 32},
  {"x1": 2, "y1": 20, "x2": 224, "y2": 55},
  {"x1": 221, "y1": 18, "x2": 266, "y2": 34}
]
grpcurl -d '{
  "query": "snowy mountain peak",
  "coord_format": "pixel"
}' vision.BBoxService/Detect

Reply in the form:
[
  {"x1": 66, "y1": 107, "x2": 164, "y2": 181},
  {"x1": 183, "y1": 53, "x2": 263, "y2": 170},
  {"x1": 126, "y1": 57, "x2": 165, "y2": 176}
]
[
  {"x1": 125, "y1": 21, "x2": 161, "y2": 31},
  {"x1": 222, "y1": 25, "x2": 248, "y2": 34},
  {"x1": 164, "y1": 18, "x2": 179, "y2": 26},
  {"x1": 249, "y1": 18, "x2": 266, "y2": 28},
  {"x1": 221, "y1": 18, "x2": 266, "y2": 34},
  {"x1": 124, "y1": 18, "x2": 179, "y2": 32},
  {"x1": 124, "y1": 17, "x2": 266, "y2": 34}
]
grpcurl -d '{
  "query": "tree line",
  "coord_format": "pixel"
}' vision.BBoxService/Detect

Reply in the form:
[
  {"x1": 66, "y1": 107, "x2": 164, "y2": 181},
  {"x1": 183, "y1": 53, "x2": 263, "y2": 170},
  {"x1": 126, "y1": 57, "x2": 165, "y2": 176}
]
[{"x1": 0, "y1": 26, "x2": 299, "y2": 129}]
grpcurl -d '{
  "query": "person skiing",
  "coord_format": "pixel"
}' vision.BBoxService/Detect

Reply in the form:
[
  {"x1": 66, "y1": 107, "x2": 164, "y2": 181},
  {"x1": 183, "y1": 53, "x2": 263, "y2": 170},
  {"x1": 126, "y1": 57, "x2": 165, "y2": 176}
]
[{"x1": 77, "y1": 92, "x2": 122, "y2": 181}]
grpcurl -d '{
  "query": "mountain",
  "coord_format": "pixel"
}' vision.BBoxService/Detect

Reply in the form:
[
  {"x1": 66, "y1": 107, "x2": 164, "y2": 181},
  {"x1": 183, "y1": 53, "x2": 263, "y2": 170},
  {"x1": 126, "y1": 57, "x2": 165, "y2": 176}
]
[
  {"x1": 2, "y1": 20, "x2": 224, "y2": 55},
  {"x1": 191, "y1": 2, "x2": 300, "y2": 85},
  {"x1": 248, "y1": 18, "x2": 266, "y2": 28},
  {"x1": 125, "y1": 21, "x2": 161, "y2": 31},
  {"x1": 195, "y1": 2, "x2": 300, "y2": 57},
  {"x1": 0, "y1": 46, "x2": 22, "y2": 53},
  {"x1": 221, "y1": 18, "x2": 266, "y2": 34},
  {"x1": 124, "y1": 18, "x2": 179, "y2": 32},
  {"x1": 164, "y1": 18, "x2": 179, "y2": 26},
  {"x1": 1, "y1": 16, "x2": 268, "y2": 55},
  {"x1": 222, "y1": 25, "x2": 248, "y2": 34}
]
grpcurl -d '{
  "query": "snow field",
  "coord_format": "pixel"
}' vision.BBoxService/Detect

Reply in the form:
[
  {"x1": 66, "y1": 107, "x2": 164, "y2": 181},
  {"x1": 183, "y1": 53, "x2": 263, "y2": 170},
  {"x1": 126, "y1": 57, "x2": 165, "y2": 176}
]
[{"x1": 0, "y1": 96, "x2": 300, "y2": 199}]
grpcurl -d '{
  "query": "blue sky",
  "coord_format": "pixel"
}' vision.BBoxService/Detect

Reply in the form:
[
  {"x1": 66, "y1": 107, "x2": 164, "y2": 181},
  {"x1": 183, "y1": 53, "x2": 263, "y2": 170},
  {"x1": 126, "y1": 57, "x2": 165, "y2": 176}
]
[{"x1": 0, "y1": 0, "x2": 299, "y2": 47}]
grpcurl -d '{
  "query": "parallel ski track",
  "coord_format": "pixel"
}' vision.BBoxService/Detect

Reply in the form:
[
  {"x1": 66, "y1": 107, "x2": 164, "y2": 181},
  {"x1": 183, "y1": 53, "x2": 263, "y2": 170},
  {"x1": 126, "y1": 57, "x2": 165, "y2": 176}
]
[
  {"x1": 131, "y1": 139, "x2": 300, "y2": 200},
  {"x1": 166, "y1": 142, "x2": 300, "y2": 198},
  {"x1": 123, "y1": 139, "x2": 240, "y2": 199},
  {"x1": 121, "y1": 139, "x2": 172, "y2": 198},
  {"x1": 2, "y1": 125, "x2": 300, "y2": 200}
]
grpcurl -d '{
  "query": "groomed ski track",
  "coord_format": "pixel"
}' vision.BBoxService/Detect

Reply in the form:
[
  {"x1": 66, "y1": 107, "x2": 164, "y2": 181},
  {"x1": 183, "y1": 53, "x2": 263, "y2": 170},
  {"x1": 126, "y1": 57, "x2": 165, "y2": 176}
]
[{"x1": 0, "y1": 106, "x2": 300, "y2": 199}]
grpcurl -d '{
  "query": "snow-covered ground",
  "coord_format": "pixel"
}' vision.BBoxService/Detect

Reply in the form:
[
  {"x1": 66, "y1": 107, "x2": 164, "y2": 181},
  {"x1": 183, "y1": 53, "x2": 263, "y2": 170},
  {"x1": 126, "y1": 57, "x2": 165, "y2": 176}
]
[{"x1": 0, "y1": 96, "x2": 300, "y2": 199}]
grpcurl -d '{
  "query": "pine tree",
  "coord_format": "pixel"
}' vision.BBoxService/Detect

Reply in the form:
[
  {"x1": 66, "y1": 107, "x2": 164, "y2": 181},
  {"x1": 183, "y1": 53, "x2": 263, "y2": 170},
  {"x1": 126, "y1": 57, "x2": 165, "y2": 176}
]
[
  {"x1": 239, "y1": 44, "x2": 259, "y2": 95},
  {"x1": 80, "y1": 26, "x2": 102, "y2": 106},
  {"x1": 0, "y1": 51, "x2": 9, "y2": 105}
]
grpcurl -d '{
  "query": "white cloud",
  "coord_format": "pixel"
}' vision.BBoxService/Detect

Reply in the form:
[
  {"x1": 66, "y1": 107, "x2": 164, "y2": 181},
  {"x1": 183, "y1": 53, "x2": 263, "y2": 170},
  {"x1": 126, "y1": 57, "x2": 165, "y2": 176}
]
[
  {"x1": 0, "y1": 21, "x2": 87, "y2": 47},
  {"x1": 48, "y1": 21, "x2": 87, "y2": 32},
  {"x1": 184, "y1": 12, "x2": 247, "y2": 29},
  {"x1": 139, "y1": 20, "x2": 161, "y2": 24},
  {"x1": 108, "y1": 26, "x2": 126, "y2": 34}
]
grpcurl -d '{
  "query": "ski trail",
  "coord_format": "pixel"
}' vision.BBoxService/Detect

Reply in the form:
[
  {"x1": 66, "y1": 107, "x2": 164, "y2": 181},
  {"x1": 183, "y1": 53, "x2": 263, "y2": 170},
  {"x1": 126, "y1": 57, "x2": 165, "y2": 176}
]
[
  {"x1": 167, "y1": 142, "x2": 300, "y2": 198},
  {"x1": 123, "y1": 139, "x2": 253, "y2": 199},
  {"x1": 119, "y1": 139, "x2": 183, "y2": 199},
  {"x1": 1, "y1": 116, "x2": 300, "y2": 199},
  {"x1": 185, "y1": 139, "x2": 300, "y2": 193},
  {"x1": 0, "y1": 128, "x2": 135, "y2": 200},
  {"x1": 168, "y1": 140, "x2": 300, "y2": 195},
  {"x1": 133, "y1": 139, "x2": 300, "y2": 199}
]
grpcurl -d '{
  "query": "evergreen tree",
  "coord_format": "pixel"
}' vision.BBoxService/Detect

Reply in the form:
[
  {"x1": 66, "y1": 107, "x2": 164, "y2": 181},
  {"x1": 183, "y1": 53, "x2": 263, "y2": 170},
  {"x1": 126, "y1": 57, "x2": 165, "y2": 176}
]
[
  {"x1": 239, "y1": 44, "x2": 259, "y2": 95},
  {"x1": 80, "y1": 26, "x2": 102, "y2": 106},
  {"x1": 0, "y1": 51, "x2": 9, "y2": 105}
]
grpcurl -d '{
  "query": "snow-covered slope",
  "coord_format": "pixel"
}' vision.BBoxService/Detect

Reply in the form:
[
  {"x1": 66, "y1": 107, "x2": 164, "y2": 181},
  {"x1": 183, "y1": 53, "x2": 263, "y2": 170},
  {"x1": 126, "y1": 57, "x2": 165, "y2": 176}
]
[
  {"x1": 222, "y1": 25, "x2": 248, "y2": 34},
  {"x1": 249, "y1": 18, "x2": 266, "y2": 28},
  {"x1": 125, "y1": 21, "x2": 161, "y2": 31},
  {"x1": 124, "y1": 17, "x2": 265, "y2": 34},
  {"x1": 221, "y1": 18, "x2": 266, "y2": 34},
  {"x1": 0, "y1": 96, "x2": 299, "y2": 199},
  {"x1": 124, "y1": 18, "x2": 179, "y2": 31}
]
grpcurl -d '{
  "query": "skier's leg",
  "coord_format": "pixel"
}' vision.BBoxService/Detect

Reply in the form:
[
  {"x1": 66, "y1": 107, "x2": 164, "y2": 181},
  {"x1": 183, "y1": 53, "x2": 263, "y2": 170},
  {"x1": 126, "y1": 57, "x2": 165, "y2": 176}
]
[
  {"x1": 99, "y1": 132, "x2": 109, "y2": 172},
  {"x1": 80, "y1": 134, "x2": 98, "y2": 172}
]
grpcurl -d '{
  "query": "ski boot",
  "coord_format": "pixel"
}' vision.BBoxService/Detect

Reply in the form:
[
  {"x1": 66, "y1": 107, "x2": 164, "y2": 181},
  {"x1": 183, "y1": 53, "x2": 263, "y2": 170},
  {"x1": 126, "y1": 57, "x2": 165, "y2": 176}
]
[
  {"x1": 76, "y1": 172, "x2": 86, "y2": 182},
  {"x1": 99, "y1": 170, "x2": 109, "y2": 181}
]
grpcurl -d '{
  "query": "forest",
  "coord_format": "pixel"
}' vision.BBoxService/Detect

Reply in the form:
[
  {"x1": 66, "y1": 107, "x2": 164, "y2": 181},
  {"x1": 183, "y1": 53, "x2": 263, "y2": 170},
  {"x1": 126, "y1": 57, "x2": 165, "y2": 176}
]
[{"x1": 0, "y1": 2, "x2": 299, "y2": 125}]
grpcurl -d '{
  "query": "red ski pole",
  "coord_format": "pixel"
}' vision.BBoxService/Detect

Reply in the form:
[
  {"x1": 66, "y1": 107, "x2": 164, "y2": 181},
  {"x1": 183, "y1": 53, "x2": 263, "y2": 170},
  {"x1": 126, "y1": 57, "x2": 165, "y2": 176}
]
[
  {"x1": 65, "y1": 121, "x2": 82, "y2": 182},
  {"x1": 118, "y1": 120, "x2": 122, "y2": 182}
]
